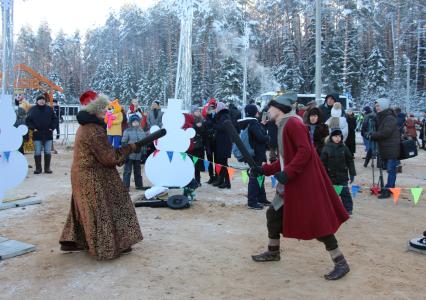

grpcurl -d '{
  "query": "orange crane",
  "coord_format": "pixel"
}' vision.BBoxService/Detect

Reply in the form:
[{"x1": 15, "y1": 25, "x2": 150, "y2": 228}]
[{"x1": 0, "y1": 63, "x2": 64, "y2": 107}]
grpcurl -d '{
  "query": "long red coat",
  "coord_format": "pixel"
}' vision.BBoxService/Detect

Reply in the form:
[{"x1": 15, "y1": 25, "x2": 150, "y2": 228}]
[{"x1": 262, "y1": 116, "x2": 349, "y2": 240}]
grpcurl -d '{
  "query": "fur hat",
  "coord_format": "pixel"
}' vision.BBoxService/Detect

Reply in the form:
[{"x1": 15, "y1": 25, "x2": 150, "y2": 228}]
[
  {"x1": 79, "y1": 90, "x2": 98, "y2": 106},
  {"x1": 80, "y1": 94, "x2": 109, "y2": 116},
  {"x1": 331, "y1": 102, "x2": 342, "y2": 117}
]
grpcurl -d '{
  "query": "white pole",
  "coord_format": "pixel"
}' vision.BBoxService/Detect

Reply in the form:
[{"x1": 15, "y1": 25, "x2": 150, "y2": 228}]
[
  {"x1": 314, "y1": 0, "x2": 322, "y2": 102},
  {"x1": 242, "y1": 24, "x2": 249, "y2": 106},
  {"x1": 1, "y1": 0, "x2": 14, "y2": 95},
  {"x1": 406, "y1": 56, "x2": 410, "y2": 113}
]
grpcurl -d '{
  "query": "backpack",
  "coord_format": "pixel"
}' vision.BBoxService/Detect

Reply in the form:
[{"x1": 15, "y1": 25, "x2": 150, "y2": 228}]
[
  {"x1": 232, "y1": 125, "x2": 254, "y2": 162},
  {"x1": 399, "y1": 138, "x2": 417, "y2": 160}
]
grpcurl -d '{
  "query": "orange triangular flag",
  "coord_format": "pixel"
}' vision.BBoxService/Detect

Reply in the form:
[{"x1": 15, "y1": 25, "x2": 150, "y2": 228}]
[
  {"x1": 389, "y1": 188, "x2": 401, "y2": 205},
  {"x1": 227, "y1": 168, "x2": 235, "y2": 180}
]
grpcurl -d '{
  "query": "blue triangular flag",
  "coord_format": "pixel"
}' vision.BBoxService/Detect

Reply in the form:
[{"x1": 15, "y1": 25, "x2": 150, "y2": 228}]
[
  {"x1": 4, "y1": 151, "x2": 10, "y2": 162},
  {"x1": 203, "y1": 160, "x2": 210, "y2": 171},
  {"x1": 351, "y1": 185, "x2": 361, "y2": 198},
  {"x1": 271, "y1": 176, "x2": 277, "y2": 188},
  {"x1": 166, "y1": 151, "x2": 174, "y2": 162}
]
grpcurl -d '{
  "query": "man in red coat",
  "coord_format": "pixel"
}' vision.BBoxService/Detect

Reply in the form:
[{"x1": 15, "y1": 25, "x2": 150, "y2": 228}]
[{"x1": 250, "y1": 92, "x2": 350, "y2": 280}]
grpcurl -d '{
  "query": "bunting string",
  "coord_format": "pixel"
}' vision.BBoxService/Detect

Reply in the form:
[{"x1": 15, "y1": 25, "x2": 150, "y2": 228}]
[{"x1": 150, "y1": 150, "x2": 425, "y2": 205}]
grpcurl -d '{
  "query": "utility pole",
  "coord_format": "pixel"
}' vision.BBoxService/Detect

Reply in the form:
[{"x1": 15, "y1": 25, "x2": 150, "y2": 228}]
[
  {"x1": 315, "y1": 0, "x2": 322, "y2": 102},
  {"x1": 1, "y1": 0, "x2": 14, "y2": 95},
  {"x1": 406, "y1": 55, "x2": 410, "y2": 113},
  {"x1": 242, "y1": 23, "x2": 249, "y2": 106}
]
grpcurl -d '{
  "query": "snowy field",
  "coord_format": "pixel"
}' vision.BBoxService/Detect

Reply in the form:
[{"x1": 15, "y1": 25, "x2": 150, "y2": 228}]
[{"x1": 0, "y1": 142, "x2": 425, "y2": 299}]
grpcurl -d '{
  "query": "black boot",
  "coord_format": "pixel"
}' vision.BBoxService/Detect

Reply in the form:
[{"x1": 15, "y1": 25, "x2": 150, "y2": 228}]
[
  {"x1": 252, "y1": 246, "x2": 281, "y2": 262},
  {"x1": 212, "y1": 176, "x2": 223, "y2": 187},
  {"x1": 378, "y1": 188, "x2": 391, "y2": 199},
  {"x1": 34, "y1": 155, "x2": 42, "y2": 174},
  {"x1": 324, "y1": 255, "x2": 350, "y2": 280},
  {"x1": 206, "y1": 176, "x2": 216, "y2": 184},
  {"x1": 218, "y1": 169, "x2": 231, "y2": 189},
  {"x1": 363, "y1": 158, "x2": 370, "y2": 168},
  {"x1": 44, "y1": 154, "x2": 53, "y2": 174}
]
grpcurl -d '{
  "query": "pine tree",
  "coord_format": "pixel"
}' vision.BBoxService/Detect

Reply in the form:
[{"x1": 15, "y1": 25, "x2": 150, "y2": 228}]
[
  {"x1": 361, "y1": 46, "x2": 388, "y2": 105},
  {"x1": 215, "y1": 56, "x2": 243, "y2": 104},
  {"x1": 91, "y1": 60, "x2": 117, "y2": 98},
  {"x1": 117, "y1": 64, "x2": 137, "y2": 103}
]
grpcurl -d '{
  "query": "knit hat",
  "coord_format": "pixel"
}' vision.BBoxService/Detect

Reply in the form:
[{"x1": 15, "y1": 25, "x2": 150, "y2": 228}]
[
  {"x1": 268, "y1": 91, "x2": 297, "y2": 113},
  {"x1": 376, "y1": 98, "x2": 391, "y2": 110},
  {"x1": 36, "y1": 94, "x2": 46, "y2": 101},
  {"x1": 244, "y1": 104, "x2": 258, "y2": 118},
  {"x1": 331, "y1": 102, "x2": 342, "y2": 117},
  {"x1": 363, "y1": 106, "x2": 372, "y2": 114},
  {"x1": 79, "y1": 90, "x2": 98, "y2": 106},
  {"x1": 330, "y1": 127, "x2": 343, "y2": 138},
  {"x1": 153, "y1": 99, "x2": 161, "y2": 105},
  {"x1": 216, "y1": 102, "x2": 227, "y2": 113},
  {"x1": 129, "y1": 114, "x2": 141, "y2": 124},
  {"x1": 325, "y1": 93, "x2": 338, "y2": 103}
]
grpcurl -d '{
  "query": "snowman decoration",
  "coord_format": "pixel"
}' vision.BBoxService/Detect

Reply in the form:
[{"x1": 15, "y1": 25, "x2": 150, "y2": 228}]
[
  {"x1": 145, "y1": 99, "x2": 195, "y2": 192},
  {"x1": 0, "y1": 94, "x2": 28, "y2": 202}
]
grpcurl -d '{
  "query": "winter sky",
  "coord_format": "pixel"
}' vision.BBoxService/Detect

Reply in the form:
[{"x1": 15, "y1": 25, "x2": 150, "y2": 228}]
[{"x1": 14, "y1": 0, "x2": 158, "y2": 37}]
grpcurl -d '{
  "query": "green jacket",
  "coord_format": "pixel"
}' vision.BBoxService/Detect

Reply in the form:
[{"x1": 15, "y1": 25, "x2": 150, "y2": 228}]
[{"x1": 321, "y1": 141, "x2": 356, "y2": 185}]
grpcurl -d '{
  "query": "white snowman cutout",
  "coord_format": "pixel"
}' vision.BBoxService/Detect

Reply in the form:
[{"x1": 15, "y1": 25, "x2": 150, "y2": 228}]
[
  {"x1": 0, "y1": 94, "x2": 28, "y2": 202},
  {"x1": 145, "y1": 99, "x2": 196, "y2": 189}
]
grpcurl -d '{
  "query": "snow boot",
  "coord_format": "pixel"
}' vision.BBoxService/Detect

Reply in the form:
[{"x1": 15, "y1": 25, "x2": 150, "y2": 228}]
[
  {"x1": 212, "y1": 176, "x2": 223, "y2": 187},
  {"x1": 252, "y1": 246, "x2": 280, "y2": 262},
  {"x1": 248, "y1": 203, "x2": 264, "y2": 210},
  {"x1": 378, "y1": 188, "x2": 391, "y2": 199},
  {"x1": 44, "y1": 154, "x2": 53, "y2": 174},
  {"x1": 324, "y1": 255, "x2": 350, "y2": 280},
  {"x1": 34, "y1": 155, "x2": 42, "y2": 174},
  {"x1": 218, "y1": 181, "x2": 231, "y2": 189}
]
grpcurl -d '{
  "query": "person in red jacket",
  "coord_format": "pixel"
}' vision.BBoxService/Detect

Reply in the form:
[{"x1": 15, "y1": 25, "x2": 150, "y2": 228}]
[{"x1": 250, "y1": 92, "x2": 350, "y2": 281}]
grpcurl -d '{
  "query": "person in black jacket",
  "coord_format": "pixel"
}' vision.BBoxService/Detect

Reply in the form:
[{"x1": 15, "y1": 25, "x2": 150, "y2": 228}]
[
  {"x1": 53, "y1": 99, "x2": 61, "y2": 139},
  {"x1": 228, "y1": 102, "x2": 242, "y2": 133},
  {"x1": 239, "y1": 104, "x2": 270, "y2": 209},
  {"x1": 191, "y1": 107, "x2": 206, "y2": 186},
  {"x1": 262, "y1": 106, "x2": 278, "y2": 163},
  {"x1": 203, "y1": 101, "x2": 217, "y2": 184},
  {"x1": 305, "y1": 107, "x2": 329, "y2": 156},
  {"x1": 420, "y1": 110, "x2": 426, "y2": 150},
  {"x1": 320, "y1": 93, "x2": 340, "y2": 121},
  {"x1": 360, "y1": 106, "x2": 376, "y2": 167},
  {"x1": 26, "y1": 94, "x2": 59, "y2": 174},
  {"x1": 345, "y1": 109, "x2": 357, "y2": 155},
  {"x1": 369, "y1": 98, "x2": 401, "y2": 199},
  {"x1": 321, "y1": 128, "x2": 356, "y2": 215},
  {"x1": 212, "y1": 102, "x2": 233, "y2": 189}
]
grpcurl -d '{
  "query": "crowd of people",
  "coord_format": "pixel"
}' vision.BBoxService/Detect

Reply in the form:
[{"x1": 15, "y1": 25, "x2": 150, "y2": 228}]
[{"x1": 13, "y1": 90, "x2": 425, "y2": 271}]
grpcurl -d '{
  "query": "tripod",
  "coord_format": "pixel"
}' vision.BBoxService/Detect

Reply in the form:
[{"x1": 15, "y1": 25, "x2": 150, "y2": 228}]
[{"x1": 368, "y1": 120, "x2": 385, "y2": 194}]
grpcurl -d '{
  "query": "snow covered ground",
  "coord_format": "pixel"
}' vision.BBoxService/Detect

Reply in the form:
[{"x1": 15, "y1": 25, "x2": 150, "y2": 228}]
[{"x1": 0, "y1": 141, "x2": 425, "y2": 299}]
